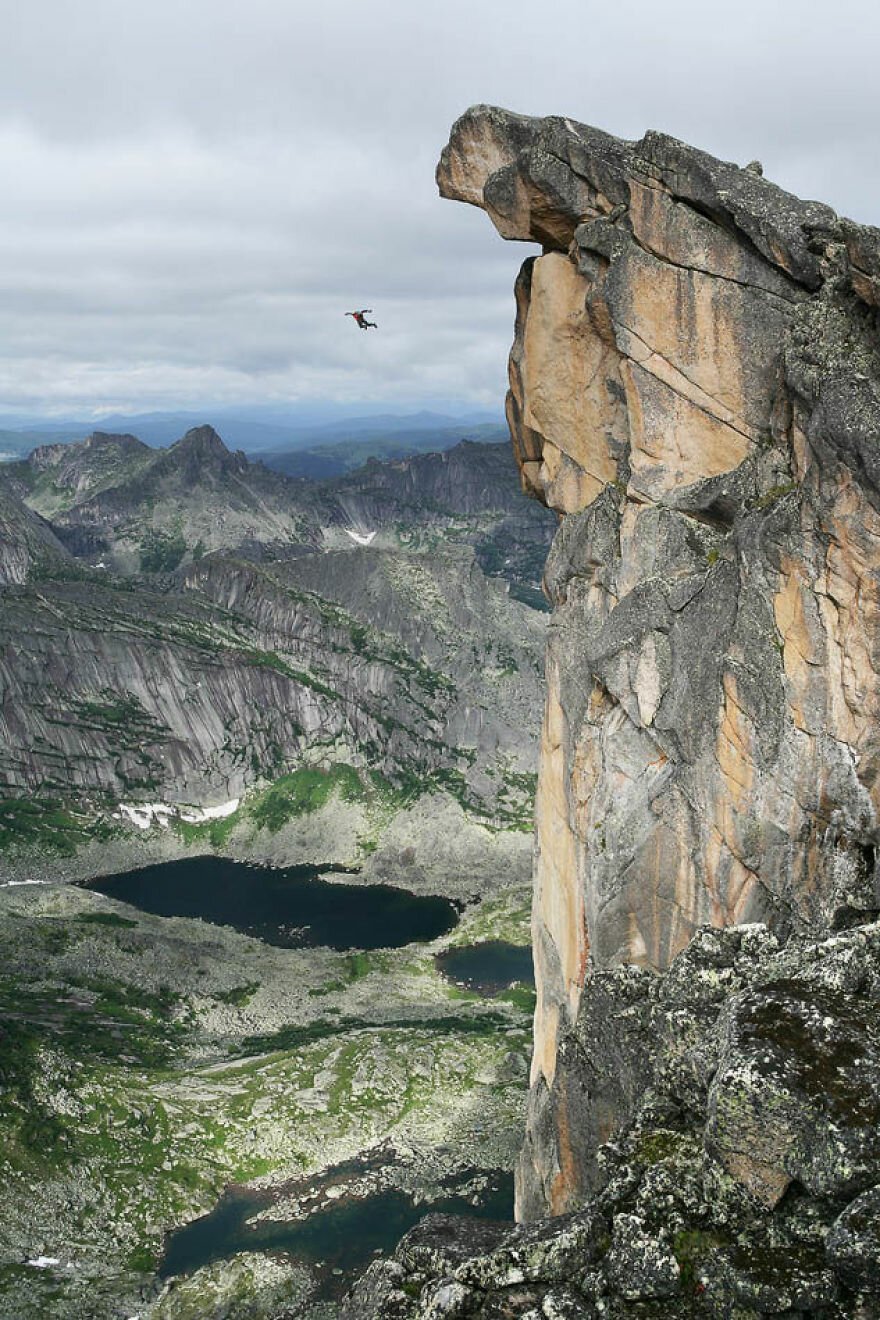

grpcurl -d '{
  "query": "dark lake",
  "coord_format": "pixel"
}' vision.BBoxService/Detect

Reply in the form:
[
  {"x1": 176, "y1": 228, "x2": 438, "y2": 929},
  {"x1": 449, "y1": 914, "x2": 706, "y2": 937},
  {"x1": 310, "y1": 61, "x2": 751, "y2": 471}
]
[
  {"x1": 435, "y1": 941, "x2": 534, "y2": 995},
  {"x1": 84, "y1": 856, "x2": 458, "y2": 949},
  {"x1": 159, "y1": 1168, "x2": 513, "y2": 1299}
]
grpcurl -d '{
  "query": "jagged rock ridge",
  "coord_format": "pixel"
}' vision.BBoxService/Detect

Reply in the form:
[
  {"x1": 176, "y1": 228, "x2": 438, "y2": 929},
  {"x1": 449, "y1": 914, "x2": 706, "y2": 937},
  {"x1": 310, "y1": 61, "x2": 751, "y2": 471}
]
[{"x1": 3, "y1": 427, "x2": 554, "y2": 599}]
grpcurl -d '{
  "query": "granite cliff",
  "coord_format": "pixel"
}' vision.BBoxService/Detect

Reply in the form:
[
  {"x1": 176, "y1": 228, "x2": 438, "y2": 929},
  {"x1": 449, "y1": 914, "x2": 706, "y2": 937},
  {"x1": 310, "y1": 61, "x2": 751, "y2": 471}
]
[
  {"x1": 339, "y1": 109, "x2": 880, "y2": 1317},
  {"x1": 437, "y1": 104, "x2": 880, "y2": 1225}
]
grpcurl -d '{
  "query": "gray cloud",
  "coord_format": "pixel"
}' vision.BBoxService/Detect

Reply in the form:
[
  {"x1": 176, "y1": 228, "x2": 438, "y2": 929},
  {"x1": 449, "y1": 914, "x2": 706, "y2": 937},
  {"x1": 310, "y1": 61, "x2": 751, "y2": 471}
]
[{"x1": 2, "y1": 0, "x2": 878, "y2": 416}]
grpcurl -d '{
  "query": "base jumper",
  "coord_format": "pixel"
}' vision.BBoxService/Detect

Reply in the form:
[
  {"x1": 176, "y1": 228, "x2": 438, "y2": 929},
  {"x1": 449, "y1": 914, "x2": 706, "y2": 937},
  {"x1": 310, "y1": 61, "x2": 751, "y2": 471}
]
[{"x1": 345, "y1": 309, "x2": 377, "y2": 329}]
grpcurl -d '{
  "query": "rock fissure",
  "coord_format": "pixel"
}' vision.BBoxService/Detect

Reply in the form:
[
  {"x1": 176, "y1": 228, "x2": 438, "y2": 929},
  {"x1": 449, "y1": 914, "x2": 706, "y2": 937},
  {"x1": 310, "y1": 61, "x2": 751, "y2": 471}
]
[
  {"x1": 613, "y1": 318, "x2": 765, "y2": 442},
  {"x1": 624, "y1": 219, "x2": 806, "y2": 306}
]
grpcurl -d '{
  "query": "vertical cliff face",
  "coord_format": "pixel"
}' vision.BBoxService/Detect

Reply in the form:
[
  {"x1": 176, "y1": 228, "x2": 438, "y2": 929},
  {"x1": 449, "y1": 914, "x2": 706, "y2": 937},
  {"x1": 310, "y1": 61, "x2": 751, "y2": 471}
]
[{"x1": 438, "y1": 106, "x2": 880, "y2": 1218}]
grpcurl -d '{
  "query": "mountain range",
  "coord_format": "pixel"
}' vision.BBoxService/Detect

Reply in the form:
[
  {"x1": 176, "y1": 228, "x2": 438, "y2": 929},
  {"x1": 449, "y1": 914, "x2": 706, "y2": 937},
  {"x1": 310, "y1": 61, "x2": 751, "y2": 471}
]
[
  {"x1": 0, "y1": 406, "x2": 506, "y2": 475},
  {"x1": 0, "y1": 423, "x2": 554, "y2": 856}
]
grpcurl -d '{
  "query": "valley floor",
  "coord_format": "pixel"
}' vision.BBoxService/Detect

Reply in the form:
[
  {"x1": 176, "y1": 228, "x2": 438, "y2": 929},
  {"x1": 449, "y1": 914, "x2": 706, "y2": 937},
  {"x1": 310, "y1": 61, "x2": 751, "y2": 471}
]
[{"x1": 0, "y1": 841, "x2": 534, "y2": 1319}]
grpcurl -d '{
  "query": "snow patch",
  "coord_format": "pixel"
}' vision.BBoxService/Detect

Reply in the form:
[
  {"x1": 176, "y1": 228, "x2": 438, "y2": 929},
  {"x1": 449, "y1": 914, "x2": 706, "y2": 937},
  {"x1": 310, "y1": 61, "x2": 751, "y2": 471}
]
[
  {"x1": 26, "y1": 1257, "x2": 60, "y2": 1269},
  {"x1": 116, "y1": 803, "x2": 175, "y2": 831},
  {"x1": 0, "y1": 878, "x2": 49, "y2": 889},
  {"x1": 116, "y1": 799, "x2": 240, "y2": 830},
  {"x1": 344, "y1": 529, "x2": 377, "y2": 547},
  {"x1": 179, "y1": 799, "x2": 240, "y2": 824}
]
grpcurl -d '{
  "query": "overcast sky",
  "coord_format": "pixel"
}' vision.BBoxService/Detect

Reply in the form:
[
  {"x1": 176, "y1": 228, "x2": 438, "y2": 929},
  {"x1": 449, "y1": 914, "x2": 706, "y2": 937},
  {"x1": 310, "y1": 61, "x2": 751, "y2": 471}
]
[{"x1": 2, "y1": 0, "x2": 879, "y2": 419}]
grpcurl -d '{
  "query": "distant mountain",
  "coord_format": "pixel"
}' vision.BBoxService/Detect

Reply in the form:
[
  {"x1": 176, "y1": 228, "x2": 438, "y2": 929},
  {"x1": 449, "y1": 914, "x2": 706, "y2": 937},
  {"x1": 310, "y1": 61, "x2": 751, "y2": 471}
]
[
  {"x1": 0, "y1": 405, "x2": 505, "y2": 460},
  {"x1": 0, "y1": 427, "x2": 91, "y2": 460},
  {"x1": 3, "y1": 425, "x2": 312, "y2": 574},
  {"x1": 1, "y1": 425, "x2": 553, "y2": 603},
  {"x1": 262, "y1": 422, "x2": 509, "y2": 478},
  {"x1": 314, "y1": 440, "x2": 553, "y2": 607}
]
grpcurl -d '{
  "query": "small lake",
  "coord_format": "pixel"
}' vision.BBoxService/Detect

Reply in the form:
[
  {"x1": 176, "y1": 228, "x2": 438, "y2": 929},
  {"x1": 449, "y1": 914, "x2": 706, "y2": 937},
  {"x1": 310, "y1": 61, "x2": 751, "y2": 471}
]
[
  {"x1": 84, "y1": 856, "x2": 458, "y2": 950},
  {"x1": 159, "y1": 1169, "x2": 513, "y2": 1299},
  {"x1": 435, "y1": 941, "x2": 534, "y2": 995}
]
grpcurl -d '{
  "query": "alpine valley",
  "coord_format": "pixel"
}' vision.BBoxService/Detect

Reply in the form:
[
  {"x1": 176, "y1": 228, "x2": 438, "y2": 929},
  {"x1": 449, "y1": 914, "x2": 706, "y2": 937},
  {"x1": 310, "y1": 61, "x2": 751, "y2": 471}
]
[{"x1": 0, "y1": 424, "x2": 554, "y2": 1318}]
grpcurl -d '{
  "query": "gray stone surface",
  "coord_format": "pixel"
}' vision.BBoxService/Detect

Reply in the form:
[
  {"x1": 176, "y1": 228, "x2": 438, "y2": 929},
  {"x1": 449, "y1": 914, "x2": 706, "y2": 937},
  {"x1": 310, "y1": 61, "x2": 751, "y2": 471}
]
[{"x1": 826, "y1": 1185, "x2": 880, "y2": 1294}]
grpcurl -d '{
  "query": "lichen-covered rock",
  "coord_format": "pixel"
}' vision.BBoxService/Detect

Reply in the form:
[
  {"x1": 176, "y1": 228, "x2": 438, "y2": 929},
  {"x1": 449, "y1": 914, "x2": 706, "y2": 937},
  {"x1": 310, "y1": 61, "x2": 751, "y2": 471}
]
[
  {"x1": 825, "y1": 1185, "x2": 880, "y2": 1294},
  {"x1": 603, "y1": 1214, "x2": 680, "y2": 1299},
  {"x1": 146, "y1": 1250, "x2": 309, "y2": 1318},
  {"x1": 539, "y1": 1288, "x2": 594, "y2": 1318},
  {"x1": 397, "y1": 1214, "x2": 511, "y2": 1280},
  {"x1": 438, "y1": 104, "x2": 880, "y2": 1225},
  {"x1": 419, "y1": 1279, "x2": 478, "y2": 1318},
  {"x1": 697, "y1": 1242, "x2": 840, "y2": 1316},
  {"x1": 352, "y1": 921, "x2": 880, "y2": 1318},
  {"x1": 456, "y1": 1207, "x2": 606, "y2": 1290},
  {"x1": 706, "y1": 982, "x2": 880, "y2": 1206}
]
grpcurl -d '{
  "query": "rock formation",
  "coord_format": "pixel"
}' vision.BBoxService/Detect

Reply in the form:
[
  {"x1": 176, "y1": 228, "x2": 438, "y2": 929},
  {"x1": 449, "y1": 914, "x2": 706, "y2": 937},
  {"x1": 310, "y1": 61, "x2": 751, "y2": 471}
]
[
  {"x1": 0, "y1": 483, "x2": 70, "y2": 586},
  {"x1": 342, "y1": 109, "x2": 880, "y2": 1316},
  {"x1": 437, "y1": 106, "x2": 880, "y2": 1229}
]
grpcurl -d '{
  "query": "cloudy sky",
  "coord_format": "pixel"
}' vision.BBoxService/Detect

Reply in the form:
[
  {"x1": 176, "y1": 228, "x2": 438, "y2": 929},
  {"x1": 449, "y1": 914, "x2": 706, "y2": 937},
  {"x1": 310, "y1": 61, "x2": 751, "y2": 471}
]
[{"x1": 2, "y1": 0, "x2": 878, "y2": 419}]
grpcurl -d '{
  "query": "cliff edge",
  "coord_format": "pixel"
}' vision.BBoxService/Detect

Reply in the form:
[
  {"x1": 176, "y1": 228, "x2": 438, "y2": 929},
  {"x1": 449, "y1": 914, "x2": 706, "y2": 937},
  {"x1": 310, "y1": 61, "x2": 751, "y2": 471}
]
[{"x1": 437, "y1": 105, "x2": 880, "y2": 1229}]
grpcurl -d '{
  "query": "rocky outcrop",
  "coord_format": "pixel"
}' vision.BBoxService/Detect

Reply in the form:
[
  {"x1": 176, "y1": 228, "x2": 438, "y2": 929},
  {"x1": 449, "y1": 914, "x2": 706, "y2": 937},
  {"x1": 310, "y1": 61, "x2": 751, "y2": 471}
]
[
  {"x1": 0, "y1": 484, "x2": 71, "y2": 586},
  {"x1": 438, "y1": 106, "x2": 880, "y2": 1223},
  {"x1": 343, "y1": 920, "x2": 880, "y2": 1317}
]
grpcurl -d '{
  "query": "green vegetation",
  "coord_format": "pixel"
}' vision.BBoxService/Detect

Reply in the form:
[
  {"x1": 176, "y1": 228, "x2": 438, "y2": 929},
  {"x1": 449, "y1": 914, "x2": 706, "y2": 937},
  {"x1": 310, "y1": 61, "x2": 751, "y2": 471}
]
[
  {"x1": 0, "y1": 877, "x2": 532, "y2": 1318},
  {"x1": 0, "y1": 797, "x2": 96, "y2": 856},
  {"x1": 509, "y1": 582, "x2": 551, "y2": 612},
  {"x1": 344, "y1": 951, "x2": 379, "y2": 981},
  {"x1": 249, "y1": 764, "x2": 366, "y2": 832},
  {"x1": 498, "y1": 984, "x2": 537, "y2": 1013},
  {"x1": 672, "y1": 1228, "x2": 730, "y2": 1289},
  {"x1": 635, "y1": 1129, "x2": 695, "y2": 1167},
  {"x1": 139, "y1": 528, "x2": 187, "y2": 573},
  {"x1": 174, "y1": 809, "x2": 241, "y2": 850},
  {"x1": 0, "y1": 971, "x2": 185, "y2": 1177},
  {"x1": 445, "y1": 884, "x2": 532, "y2": 948},
  {"x1": 238, "y1": 649, "x2": 341, "y2": 700},
  {"x1": 73, "y1": 692, "x2": 152, "y2": 727},
  {"x1": 75, "y1": 911, "x2": 138, "y2": 929},
  {"x1": 752, "y1": 481, "x2": 797, "y2": 511},
  {"x1": 213, "y1": 981, "x2": 260, "y2": 1007},
  {"x1": 235, "y1": 1011, "x2": 512, "y2": 1058}
]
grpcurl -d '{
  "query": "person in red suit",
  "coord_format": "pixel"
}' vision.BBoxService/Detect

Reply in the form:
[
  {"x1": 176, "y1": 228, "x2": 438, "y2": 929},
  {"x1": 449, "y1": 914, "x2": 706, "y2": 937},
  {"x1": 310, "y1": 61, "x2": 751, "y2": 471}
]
[{"x1": 345, "y1": 309, "x2": 377, "y2": 329}]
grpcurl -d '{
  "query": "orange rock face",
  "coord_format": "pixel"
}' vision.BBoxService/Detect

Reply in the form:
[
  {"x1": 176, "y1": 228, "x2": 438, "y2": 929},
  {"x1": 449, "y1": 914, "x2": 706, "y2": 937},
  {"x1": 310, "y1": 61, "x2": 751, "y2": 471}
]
[{"x1": 439, "y1": 105, "x2": 880, "y2": 1219}]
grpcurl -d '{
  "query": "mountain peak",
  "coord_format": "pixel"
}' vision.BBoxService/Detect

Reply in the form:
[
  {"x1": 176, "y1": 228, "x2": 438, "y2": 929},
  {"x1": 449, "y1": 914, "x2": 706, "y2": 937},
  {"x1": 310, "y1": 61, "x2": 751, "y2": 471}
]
[
  {"x1": 170, "y1": 425, "x2": 230, "y2": 459},
  {"x1": 162, "y1": 425, "x2": 247, "y2": 481}
]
